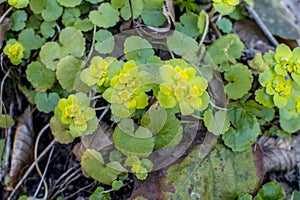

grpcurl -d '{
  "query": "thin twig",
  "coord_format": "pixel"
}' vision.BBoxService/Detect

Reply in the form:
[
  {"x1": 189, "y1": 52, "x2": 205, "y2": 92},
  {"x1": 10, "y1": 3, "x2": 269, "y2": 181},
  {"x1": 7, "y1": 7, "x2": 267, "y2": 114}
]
[
  {"x1": 0, "y1": 67, "x2": 11, "y2": 113},
  {"x1": 245, "y1": 4, "x2": 279, "y2": 47},
  {"x1": 197, "y1": 11, "x2": 209, "y2": 57},
  {"x1": 0, "y1": 7, "x2": 13, "y2": 24},
  {"x1": 34, "y1": 123, "x2": 50, "y2": 199},
  {"x1": 3, "y1": 103, "x2": 13, "y2": 171},
  {"x1": 82, "y1": 25, "x2": 97, "y2": 69},
  {"x1": 33, "y1": 145, "x2": 54, "y2": 199},
  {"x1": 7, "y1": 140, "x2": 56, "y2": 200}
]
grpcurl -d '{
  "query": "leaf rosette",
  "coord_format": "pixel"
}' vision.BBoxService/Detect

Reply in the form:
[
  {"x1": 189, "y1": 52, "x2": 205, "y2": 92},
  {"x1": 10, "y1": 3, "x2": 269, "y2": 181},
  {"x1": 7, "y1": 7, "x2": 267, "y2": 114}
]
[
  {"x1": 80, "y1": 56, "x2": 110, "y2": 88},
  {"x1": 3, "y1": 39, "x2": 25, "y2": 65},
  {"x1": 54, "y1": 93, "x2": 97, "y2": 137},
  {"x1": 213, "y1": 0, "x2": 240, "y2": 15},
  {"x1": 157, "y1": 59, "x2": 209, "y2": 115},
  {"x1": 103, "y1": 60, "x2": 149, "y2": 118}
]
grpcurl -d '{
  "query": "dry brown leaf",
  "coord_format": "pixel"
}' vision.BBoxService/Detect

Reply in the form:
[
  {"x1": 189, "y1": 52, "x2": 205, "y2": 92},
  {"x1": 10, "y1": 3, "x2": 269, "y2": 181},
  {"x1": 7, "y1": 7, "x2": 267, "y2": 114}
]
[
  {"x1": 72, "y1": 122, "x2": 114, "y2": 162},
  {"x1": 233, "y1": 19, "x2": 274, "y2": 53},
  {"x1": 9, "y1": 107, "x2": 34, "y2": 188},
  {"x1": 0, "y1": 18, "x2": 11, "y2": 49},
  {"x1": 258, "y1": 135, "x2": 300, "y2": 172}
]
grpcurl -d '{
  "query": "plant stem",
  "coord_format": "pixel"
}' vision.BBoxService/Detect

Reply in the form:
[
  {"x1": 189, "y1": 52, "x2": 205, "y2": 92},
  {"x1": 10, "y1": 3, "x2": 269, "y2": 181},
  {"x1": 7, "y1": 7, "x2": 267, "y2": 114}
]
[
  {"x1": 245, "y1": 4, "x2": 279, "y2": 47},
  {"x1": 0, "y1": 7, "x2": 13, "y2": 24}
]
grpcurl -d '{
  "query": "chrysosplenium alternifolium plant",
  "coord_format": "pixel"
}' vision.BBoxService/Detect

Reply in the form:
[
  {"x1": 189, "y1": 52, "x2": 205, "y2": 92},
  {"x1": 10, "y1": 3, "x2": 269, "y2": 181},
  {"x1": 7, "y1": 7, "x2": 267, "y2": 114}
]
[
  {"x1": 54, "y1": 93, "x2": 98, "y2": 138},
  {"x1": 212, "y1": 0, "x2": 240, "y2": 15},
  {"x1": 256, "y1": 44, "x2": 300, "y2": 133},
  {"x1": 3, "y1": 39, "x2": 25, "y2": 65}
]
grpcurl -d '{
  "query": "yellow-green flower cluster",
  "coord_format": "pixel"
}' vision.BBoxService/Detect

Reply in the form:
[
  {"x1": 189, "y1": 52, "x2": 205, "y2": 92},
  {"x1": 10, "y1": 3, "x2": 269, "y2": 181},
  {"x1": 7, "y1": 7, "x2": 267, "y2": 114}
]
[
  {"x1": 103, "y1": 60, "x2": 148, "y2": 118},
  {"x1": 54, "y1": 93, "x2": 97, "y2": 137},
  {"x1": 256, "y1": 44, "x2": 300, "y2": 109},
  {"x1": 125, "y1": 156, "x2": 153, "y2": 180},
  {"x1": 8, "y1": 0, "x2": 29, "y2": 9},
  {"x1": 271, "y1": 44, "x2": 300, "y2": 84},
  {"x1": 213, "y1": 0, "x2": 240, "y2": 15},
  {"x1": 157, "y1": 59, "x2": 209, "y2": 115},
  {"x1": 3, "y1": 40, "x2": 25, "y2": 65},
  {"x1": 80, "y1": 56, "x2": 109, "y2": 88}
]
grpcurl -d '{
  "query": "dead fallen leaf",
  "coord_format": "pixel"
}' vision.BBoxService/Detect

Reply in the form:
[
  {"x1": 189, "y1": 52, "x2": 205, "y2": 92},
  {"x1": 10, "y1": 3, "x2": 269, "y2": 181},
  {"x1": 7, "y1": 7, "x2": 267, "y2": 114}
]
[
  {"x1": 0, "y1": 18, "x2": 11, "y2": 49},
  {"x1": 233, "y1": 19, "x2": 274, "y2": 53},
  {"x1": 9, "y1": 107, "x2": 34, "y2": 188},
  {"x1": 72, "y1": 122, "x2": 114, "y2": 162}
]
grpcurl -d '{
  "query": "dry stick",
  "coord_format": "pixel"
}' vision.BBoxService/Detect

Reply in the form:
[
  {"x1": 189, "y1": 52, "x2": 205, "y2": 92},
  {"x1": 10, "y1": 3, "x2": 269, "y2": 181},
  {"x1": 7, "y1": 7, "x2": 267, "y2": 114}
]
[
  {"x1": 81, "y1": 25, "x2": 97, "y2": 70},
  {"x1": 7, "y1": 140, "x2": 56, "y2": 200},
  {"x1": 245, "y1": 5, "x2": 279, "y2": 47},
  {"x1": 0, "y1": 7, "x2": 13, "y2": 24},
  {"x1": 34, "y1": 123, "x2": 51, "y2": 199},
  {"x1": 2, "y1": 103, "x2": 14, "y2": 177},
  {"x1": 33, "y1": 145, "x2": 54, "y2": 199}
]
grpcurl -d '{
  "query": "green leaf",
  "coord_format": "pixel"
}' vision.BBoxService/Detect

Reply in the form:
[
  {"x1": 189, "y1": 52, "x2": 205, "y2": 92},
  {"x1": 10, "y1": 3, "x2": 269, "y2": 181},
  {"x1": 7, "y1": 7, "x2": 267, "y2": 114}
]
[
  {"x1": 279, "y1": 111, "x2": 300, "y2": 133},
  {"x1": 10, "y1": 10, "x2": 27, "y2": 31},
  {"x1": 198, "y1": 10, "x2": 208, "y2": 35},
  {"x1": 0, "y1": 114, "x2": 15, "y2": 128},
  {"x1": 175, "y1": 12, "x2": 199, "y2": 38},
  {"x1": 237, "y1": 194, "x2": 253, "y2": 200},
  {"x1": 141, "y1": 0, "x2": 165, "y2": 27},
  {"x1": 81, "y1": 149, "x2": 126, "y2": 185},
  {"x1": 18, "y1": 28, "x2": 45, "y2": 51},
  {"x1": 40, "y1": 21, "x2": 57, "y2": 38},
  {"x1": 222, "y1": 118, "x2": 260, "y2": 152},
  {"x1": 26, "y1": 61, "x2": 56, "y2": 90},
  {"x1": 40, "y1": 42, "x2": 61, "y2": 70},
  {"x1": 57, "y1": 0, "x2": 82, "y2": 7},
  {"x1": 40, "y1": 27, "x2": 85, "y2": 70},
  {"x1": 29, "y1": 0, "x2": 63, "y2": 22},
  {"x1": 120, "y1": 0, "x2": 143, "y2": 20},
  {"x1": 254, "y1": 182, "x2": 284, "y2": 200},
  {"x1": 216, "y1": 18, "x2": 233, "y2": 34},
  {"x1": 113, "y1": 126, "x2": 154, "y2": 156},
  {"x1": 249, "y1": 53, "x2": 269, "y2": 73},
  {"x1": 95, "y1": 30, "x2": 115, "y2": 54},
  {"x1": 109, "y1": 150, "x2": 123, "y2": 163},
  {"x1": 86, "y1": 0, "x2": 104, "y2": 3},
  {"x1": 140, "y1": 104, "x2": 167, "y2": 134},
  {"x1": 207, "y1": 34, "x2": 244, "y2": 65},
  {"x1": 26, "y1": 14, "x2": 42, "y2": 30},
  {"x1": 62, "y1": 8, "x2": 81, "y2": 26},
  {"x1": 166, "y1": 31, "x2": 198, "y2": 58},
  {"x1": 224, "y1": 64, "x2": 253, "y2": 99},
  {"x1": 89, "y1": 3, "x2": 119, "y2": 28},
  {"x1": 111, "y1": 0, "x2": 127, "y2": 8},
  {"x1": 74, "y1": 19, "x2": 94, "y2": 32},
  {"x1": 153, "y1": 111, "x2": 183, "y2": 150},
  {"x1": 56, "y1": 56, "x2": 83, "y2": 92},
  {"x1": 112, "y1": 180, "x2": 123, "y2": 191},
  {"x1": 8, "y1": 0, "x2": 29, "y2": 9},
  {"x1": 255, "y1": 89, "x2": 274, "y2": 108},
  {"x1": 213, "y1": 0, "x2": 239, "y2": 15},
  {"x1": 89, "y1": 186, "x2": 110, "y2": 200},
  {"x1": 59, "y1": 27, "x2": 85, "y2": 57},
  {"x1": 203, "y1": 109, "x2": 230, "y2": 135},
  {"x1": 50, "y1": 117, "x2": 74, "y2": 144},
  {"x1": 124, "y1": 36, "x2": 154, "y2": 63},
  {"x1": 35, "y1": 92, "x2": 59, "y2": 113}
]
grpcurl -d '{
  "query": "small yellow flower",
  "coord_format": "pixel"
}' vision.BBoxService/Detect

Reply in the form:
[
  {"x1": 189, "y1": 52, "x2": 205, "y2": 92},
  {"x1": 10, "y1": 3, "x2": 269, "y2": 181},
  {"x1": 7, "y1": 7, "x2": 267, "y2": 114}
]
[{"x1": 3, "y1": 41, "x2": 25, "y2": 65}]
